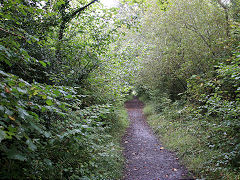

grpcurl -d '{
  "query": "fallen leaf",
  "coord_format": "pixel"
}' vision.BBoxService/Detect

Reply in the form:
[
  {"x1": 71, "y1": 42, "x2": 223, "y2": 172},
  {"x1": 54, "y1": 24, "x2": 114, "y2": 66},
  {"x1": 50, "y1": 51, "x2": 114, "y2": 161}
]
[{"x1": 9, "y1": 116, "x2": 15, "y2": 121}]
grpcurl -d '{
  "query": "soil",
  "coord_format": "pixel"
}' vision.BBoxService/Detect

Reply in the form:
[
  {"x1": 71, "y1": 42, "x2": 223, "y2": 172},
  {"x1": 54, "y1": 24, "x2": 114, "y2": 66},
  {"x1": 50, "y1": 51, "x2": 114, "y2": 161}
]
[{"x1": 122, "y1": 97, "x2": 192, "y2": 180}]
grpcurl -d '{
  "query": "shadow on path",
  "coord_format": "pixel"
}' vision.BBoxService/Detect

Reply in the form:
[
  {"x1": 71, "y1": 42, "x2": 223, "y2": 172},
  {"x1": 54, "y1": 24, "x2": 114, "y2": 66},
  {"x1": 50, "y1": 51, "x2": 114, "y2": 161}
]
[{"x1": 122, "y1": 97, "x2": 192, "y2": 180}]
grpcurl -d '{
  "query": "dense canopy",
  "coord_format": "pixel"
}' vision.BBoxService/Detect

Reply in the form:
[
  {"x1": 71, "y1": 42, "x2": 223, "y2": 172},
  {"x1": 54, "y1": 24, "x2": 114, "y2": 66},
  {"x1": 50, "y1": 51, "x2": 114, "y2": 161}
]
[{"x1": 0, "y1": 0, "x2": 239, "y2": 179}]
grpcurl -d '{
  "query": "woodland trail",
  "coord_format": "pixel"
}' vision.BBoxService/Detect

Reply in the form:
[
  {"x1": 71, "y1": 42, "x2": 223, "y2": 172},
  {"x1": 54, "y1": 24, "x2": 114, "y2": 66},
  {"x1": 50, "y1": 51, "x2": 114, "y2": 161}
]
[{"x1": 122, "y1": 97, "x2": 191, "y2": 180}]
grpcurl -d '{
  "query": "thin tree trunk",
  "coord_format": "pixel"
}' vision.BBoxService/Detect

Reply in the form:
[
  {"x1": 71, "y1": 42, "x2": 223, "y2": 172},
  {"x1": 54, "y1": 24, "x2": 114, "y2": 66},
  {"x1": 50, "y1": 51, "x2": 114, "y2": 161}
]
[
  {"x1": 217, "y1": 0, "x2": 230, "y2": 38},
  {"x1": 56, "y1": 0, "x2": 99, "y2": 62},
  {"x1": 224, "y1": 8, "x2": 230, "y2": 38}
]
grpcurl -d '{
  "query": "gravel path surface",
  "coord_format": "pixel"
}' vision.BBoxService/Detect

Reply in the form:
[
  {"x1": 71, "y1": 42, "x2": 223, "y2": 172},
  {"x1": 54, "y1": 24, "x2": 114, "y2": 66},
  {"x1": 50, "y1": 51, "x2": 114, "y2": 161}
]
[{"x1": 122, "y1": 98, "x2": 191, "y2": 180}]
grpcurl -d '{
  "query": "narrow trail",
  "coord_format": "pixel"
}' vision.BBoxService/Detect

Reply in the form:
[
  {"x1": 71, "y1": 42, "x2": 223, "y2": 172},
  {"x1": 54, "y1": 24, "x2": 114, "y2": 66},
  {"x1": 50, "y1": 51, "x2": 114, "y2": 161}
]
[{"x1": 122, "y1": 97, "x2": 190, "y2": 180}]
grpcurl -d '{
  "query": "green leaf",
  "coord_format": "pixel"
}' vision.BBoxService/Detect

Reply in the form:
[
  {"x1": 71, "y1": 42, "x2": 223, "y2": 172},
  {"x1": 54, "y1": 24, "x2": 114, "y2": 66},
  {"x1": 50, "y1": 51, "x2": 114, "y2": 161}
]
[
  {"x1": 42, "y1": 94, "x2": 47, "y2": 99},
  {"x1": 39, "y1": 61, "x2": 47, "y2": 67},
  {"x1": 18, "y1": 82, "x2": 25, "y2": 87},
  {"x1": 57, "y1": 0, "x2": 65, "y2": 6},
  {"x1": 5, "y1": 108, "x2": 14, "y2": 116},
  {"x1": 26, "y1": 139, "x2": 37, "y2": 151},
  {"x1": 20, "y1": 48, "x2": 30, "y2": 61},
  {"x1": 9, "y1": 154, "x2": 27, "y2": 161},
  {"x1": 44, "y1": 158, "x2": 52, "y2": 166},
  {"x1": 0, "y1": 129, "x2": 6, "y2": 142},
  {"x1": 17, "y1": 107, "x2": 30, "y2": 120},
  {"x1": 46, "y1": 99, "x2": 53, "y2": 106},
  {"x1": 53, "y1": 90, "x2": 61, "y2": 96},
  {"x1": 66, "y1": 94, "x2": 72, "y2": 98},
  {"x1": 0, "y1": 70, "x2": 10, "y2": 77},
  {"x1": 43, "y1": 131, "x2": 51, "y2": 138},
  {"x1": 0, "y1": 105, "x2": 4, "y2": 111},
  {"x1": 7, "y1": 149, "x2": 27, "y2": 161},
  {"x1": 17, "y1": 87, "x2": 27, "y2": 94},
  {"x1": 29, "y1": 122, "x2": 43, "y2": 134}
]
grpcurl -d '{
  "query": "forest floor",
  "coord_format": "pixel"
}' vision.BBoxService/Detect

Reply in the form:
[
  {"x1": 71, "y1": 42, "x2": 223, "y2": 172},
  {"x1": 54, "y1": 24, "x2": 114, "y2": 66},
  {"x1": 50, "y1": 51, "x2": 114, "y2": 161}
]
[{"x1": 122, "y1": 97, "x2": 192, "y2": 180}]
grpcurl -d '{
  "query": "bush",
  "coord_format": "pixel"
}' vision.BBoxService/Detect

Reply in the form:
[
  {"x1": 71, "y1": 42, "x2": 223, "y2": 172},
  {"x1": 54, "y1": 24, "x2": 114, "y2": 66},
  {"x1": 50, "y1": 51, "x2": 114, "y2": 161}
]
[
  {"x1": 143, "y1": 99, "x2": 240, "y2": 179},
  {"x1": 0, "y1": 71, "x2": 127, "y2": 179}
]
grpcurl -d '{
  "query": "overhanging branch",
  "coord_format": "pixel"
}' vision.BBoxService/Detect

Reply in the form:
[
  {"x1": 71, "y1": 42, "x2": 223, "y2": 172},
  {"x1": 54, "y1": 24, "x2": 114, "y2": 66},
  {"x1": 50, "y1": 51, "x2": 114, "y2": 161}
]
[{"x1": 68, "y1": 0, "x2": 99, "y2": 21}]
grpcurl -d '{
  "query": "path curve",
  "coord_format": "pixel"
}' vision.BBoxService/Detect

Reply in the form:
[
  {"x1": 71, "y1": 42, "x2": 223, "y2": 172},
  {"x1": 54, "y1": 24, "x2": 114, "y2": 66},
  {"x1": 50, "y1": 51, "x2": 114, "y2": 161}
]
[{"x1": 122, "y1": 97, "x2": 190, "y2": 180}]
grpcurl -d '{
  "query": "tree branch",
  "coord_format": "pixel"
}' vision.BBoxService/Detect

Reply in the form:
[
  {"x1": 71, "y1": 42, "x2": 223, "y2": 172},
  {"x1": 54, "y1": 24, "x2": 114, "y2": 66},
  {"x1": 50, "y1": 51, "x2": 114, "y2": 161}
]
[
  {"x1": 183, "y1": 23, "x2": 214, "y2": 55},
  {"x1": 217, "y1": 0, "x2": 230, "y2": 38},
  {"x1": 56, "y1": 0, "x2": 99, "y2": 62},
  {"x1": 217, "y1": 0, "x2": 228, "y2": 9},
  {"x1": 0, "y1": 28, "x2": 26, "y2": 39},
  {"x1": 67, "y1": 0, "x2": 99, "y2": 23},
  {"x1": 58, "y1": 0, "x2": 99, "y2": 41}
]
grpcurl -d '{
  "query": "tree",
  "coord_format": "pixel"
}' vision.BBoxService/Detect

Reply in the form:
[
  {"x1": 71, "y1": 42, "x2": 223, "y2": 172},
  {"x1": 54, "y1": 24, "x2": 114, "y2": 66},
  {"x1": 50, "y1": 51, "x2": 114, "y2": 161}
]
[{"x1": 136, "y1": 0, "x2": 227, "y2": 100}]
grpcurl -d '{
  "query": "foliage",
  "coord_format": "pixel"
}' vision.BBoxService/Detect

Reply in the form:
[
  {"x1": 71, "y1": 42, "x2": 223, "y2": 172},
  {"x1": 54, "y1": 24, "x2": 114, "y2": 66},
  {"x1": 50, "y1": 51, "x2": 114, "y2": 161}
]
[
  {"x1": 143, "y1": 98, "x2": 240, "y2": 179},
  {"x1": 134, "y1": 0, "x2": 240, "y2": 179},
  {"x1": 185, "y1": 46, "x2": 240, "y2": 175},
  {"x1": 0, "y1": 0, "x2": 135, "y2": 179},
  {"x1": 136, "y1": 0, "x2": 228, "y2": 100},
  {"x1": 0, "y1": 70, "x2": 129, "y2": 179}
]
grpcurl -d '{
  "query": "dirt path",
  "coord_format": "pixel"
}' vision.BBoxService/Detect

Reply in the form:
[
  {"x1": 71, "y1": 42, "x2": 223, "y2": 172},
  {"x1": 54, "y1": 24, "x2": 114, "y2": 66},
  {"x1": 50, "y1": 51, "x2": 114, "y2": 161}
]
[{"x1": 122, "y1": 98, "x2": 191, "y2": 180}]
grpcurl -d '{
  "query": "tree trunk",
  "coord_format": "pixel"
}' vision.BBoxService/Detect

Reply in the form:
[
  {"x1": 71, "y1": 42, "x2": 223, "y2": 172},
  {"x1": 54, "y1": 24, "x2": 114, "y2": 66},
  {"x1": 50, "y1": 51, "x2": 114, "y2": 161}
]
[
  {"x1": 55, "y1": 0, "x2": 99, "y2": 63},
  {"x1": 217, "y1": 0, "x2": 230, "y2": 38}
]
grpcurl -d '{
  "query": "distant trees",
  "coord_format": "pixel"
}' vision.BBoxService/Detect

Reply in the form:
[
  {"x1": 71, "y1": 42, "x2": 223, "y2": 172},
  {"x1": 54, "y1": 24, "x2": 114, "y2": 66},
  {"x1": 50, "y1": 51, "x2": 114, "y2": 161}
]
[
  {"x1": 136, "y1": 0, "x2": 228, "y2": 100},
  {"x1": 133, "y1": 0, "x2": 240, "y2": 178}
]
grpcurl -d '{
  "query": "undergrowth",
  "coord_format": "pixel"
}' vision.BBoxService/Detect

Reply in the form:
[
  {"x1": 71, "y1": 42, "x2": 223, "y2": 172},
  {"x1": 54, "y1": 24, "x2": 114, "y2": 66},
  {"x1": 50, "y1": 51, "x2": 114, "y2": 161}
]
[
  {"x1": 143, "y1": 99, "x2": 240, "y2": 180},
  {"x1": 0, "y1": 71, "x2": 129, "y2": 179}
]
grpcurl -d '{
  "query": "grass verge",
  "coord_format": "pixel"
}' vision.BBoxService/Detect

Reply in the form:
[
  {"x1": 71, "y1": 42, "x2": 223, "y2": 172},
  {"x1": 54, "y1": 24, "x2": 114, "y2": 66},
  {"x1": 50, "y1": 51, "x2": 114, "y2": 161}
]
[
  {"x1": 103, "y1": 106, "x2": 129, "y2": 179},
  {"x1": 143, "y1": 101, "x2": 240, "y2": 180}
]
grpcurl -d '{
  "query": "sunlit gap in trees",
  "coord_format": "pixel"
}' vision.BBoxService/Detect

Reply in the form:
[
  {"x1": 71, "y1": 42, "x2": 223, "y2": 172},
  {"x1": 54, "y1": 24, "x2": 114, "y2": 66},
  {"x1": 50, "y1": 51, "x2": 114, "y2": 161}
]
[
  {"x1": 221, "y1": 0, "x2": 231, "y2": 5},
  {"x1": 101, "y1": 0, "x2": 119, "y2": 8},
  {"x1": 38, "y1": 0, "x2": 119, "y2": 9}
]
